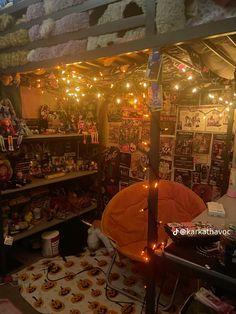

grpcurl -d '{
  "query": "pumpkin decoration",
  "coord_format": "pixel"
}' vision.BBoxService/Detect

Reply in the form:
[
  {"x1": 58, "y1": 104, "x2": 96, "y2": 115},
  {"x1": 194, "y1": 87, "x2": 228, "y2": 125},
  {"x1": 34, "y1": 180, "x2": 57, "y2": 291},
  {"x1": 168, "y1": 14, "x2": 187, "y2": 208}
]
[
  {"x1": 77, "y1": 278, "x2": 92, "y2": 290},
  {"x1": 41, "y1": 279, "x2": 57, "y2": 291},
  {"x1": 91, "y1": 288, "x2": 102, "y2": 297},
  {"x1": 50, "y1": 299, "x2": 65, "y2": 312},
  {"x1": 71, "y1": 293, "x2": 84, "y2": 303},
  {"x1": 59, "y1": 286, "x2": 71, "y2": 296}
]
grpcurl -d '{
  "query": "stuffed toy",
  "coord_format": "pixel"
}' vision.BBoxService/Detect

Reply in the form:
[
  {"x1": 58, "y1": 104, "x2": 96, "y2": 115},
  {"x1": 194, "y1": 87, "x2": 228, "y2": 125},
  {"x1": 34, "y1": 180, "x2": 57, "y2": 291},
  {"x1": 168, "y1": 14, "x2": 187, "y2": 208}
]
[
  {"x1": 85, "y1": 220, "x2": 114, "y2": 255},
  {"x1": 0, "y1": 13, "x2": 14, "y2": 32},
  {"x1": 0, "y1": 29, "x2": 29, "y2": 50}
]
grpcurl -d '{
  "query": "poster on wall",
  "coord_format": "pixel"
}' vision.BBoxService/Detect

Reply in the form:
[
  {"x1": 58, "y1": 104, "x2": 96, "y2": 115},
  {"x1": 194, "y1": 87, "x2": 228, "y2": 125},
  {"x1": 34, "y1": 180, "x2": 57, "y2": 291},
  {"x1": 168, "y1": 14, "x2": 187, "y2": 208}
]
[
  {"x1": 193, "y1": 132, "x2": 212, "y2": 154},
  {"x1": 119, "y1": 120, "x2": 142, "y2": 153},
  {"x1": 108, "y1": 122, "x2": 121, "y2": 145},
  {"x1": 129, "y1": 152, "x2": 149, "y2": 180},
  {"x1": 211, "y1": 134, "x2": 226, "y2": 161},
  {"x1": 107, "y1": 102, "x2": 122, "y2": 122},
  {"x1": 160, "y1": 115, "x2": 176, "y2": 135},
  {"x1": 205, "y1": 108, "x2": 228, "y2": 133},
  {"x1": 174, "y1": 169, "x2": 191, "y2": 187},
  {"x1": 162, "y1": 91, "x2": 177, "y2": 116},
  {"x1": 159, "y1": 159, "x2": 172, "y2": 180},
  {"x1": 195, "y1": 163, "x2": 210, "y2": 184},
  {"x1": 141, "y1": 121, "x2": 151, "y2": 142},
  {"x1": 160, "y1": 136, "x2": 175, "y2": 158},
  {"x1": 175, "y1": 131, "x2": 193, "y2": 156},
  {"x1": 174, "y1": 155, "x2": 194, "y2": 170},
  {"x1": 209, "y1": 160, "x2": 224, "y2": 186},
  {"x1": 178, "y1": 109, "x2": 205, "y2": 131}
]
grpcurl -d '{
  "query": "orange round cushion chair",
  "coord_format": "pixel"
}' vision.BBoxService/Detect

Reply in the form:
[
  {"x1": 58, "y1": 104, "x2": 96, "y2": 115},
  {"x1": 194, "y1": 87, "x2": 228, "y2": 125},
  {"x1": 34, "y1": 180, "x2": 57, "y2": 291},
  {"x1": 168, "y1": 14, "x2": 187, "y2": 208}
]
[{"x1": 101, "y1": 180, "x2": 206, "y2": 261}]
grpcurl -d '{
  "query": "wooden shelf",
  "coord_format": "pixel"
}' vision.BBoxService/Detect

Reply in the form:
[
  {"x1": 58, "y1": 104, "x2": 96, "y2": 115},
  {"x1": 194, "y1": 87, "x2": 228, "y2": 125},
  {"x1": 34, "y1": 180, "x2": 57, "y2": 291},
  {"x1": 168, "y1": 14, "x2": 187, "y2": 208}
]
[
  {"x1": 1, "y1": 170, "x2": 97, "y2": 195},
  {"x1": 0, "y1": 0, "x2": 40, "y2": 15},
  {"x1": 13, "y1": 202, "x2": 97, "y2": 241}
]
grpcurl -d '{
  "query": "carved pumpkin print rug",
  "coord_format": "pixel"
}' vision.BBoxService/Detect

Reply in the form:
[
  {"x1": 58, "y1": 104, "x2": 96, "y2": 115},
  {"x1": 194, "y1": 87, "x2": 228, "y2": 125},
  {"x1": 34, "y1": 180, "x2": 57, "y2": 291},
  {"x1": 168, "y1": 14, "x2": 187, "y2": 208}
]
[{"x1": 16, "y1": 248, "x2": 146, "y2": 313}]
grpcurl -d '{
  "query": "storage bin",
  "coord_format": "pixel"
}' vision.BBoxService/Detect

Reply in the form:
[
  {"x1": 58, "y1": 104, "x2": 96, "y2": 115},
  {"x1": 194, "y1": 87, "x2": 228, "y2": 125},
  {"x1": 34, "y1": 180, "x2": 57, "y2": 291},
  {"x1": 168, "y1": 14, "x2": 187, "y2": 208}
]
[{"x1": 41, "y1": 230, "x2": 60, "y2": 257}]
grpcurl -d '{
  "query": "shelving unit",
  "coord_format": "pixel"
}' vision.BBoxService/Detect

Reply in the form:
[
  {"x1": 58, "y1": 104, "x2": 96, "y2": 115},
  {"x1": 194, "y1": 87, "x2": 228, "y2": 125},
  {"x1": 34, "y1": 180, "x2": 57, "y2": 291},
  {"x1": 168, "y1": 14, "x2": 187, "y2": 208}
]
[
  {"x1": 1, "y1": 170, "x2": 97, "y2": 195},
  {"x1": 13, "y1": 201, "x2": 97, "y2": 241},
  {"x1": 0, "y1": 130, "x2": 99, "y2": 276}
]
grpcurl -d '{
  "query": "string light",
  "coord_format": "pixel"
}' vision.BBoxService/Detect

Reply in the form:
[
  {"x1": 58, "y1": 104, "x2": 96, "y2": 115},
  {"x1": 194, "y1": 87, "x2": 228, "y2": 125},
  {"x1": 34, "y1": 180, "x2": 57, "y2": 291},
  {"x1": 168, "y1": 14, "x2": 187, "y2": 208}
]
[
  {"x1": 192, "y1": 87, "x2": 197, "y2": 93},
  {"x1": 97, "y1": 93, "x2": 101, "y2": 98},
  {"x1": 187, "y1": 75, "x2": 193, "y2": 80},
  {"x1": 126, "y1": 82, "x2": 130, "y2": 88},
  {"x1": 116, "y1": 98, "x2": 121, "y2": 104},
  {"x1": 174, "y1": 84, "x2": 179, "y2": 90}
]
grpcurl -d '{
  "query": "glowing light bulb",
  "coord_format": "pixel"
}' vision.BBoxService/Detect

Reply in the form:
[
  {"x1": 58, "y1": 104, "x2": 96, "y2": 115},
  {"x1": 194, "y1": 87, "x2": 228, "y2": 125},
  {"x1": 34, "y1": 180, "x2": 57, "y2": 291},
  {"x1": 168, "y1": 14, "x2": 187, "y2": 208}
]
[
  {"x1": 134, "y1": 98, "x2": 138, "y2": 104},
  {"x1": 143, "y1": 82, "x2": 147, "y2": 88},
  {"x1": 62, "y1": 77, "x2": 66, "y2": 81},
  {"x1": 97, "y1": 93, "x2": 101, "y2": 98},
  {"x1": 219, "y1": 97, "x2": 223, "y2": 101},
  {"x1": 187, "y1": 75, "x2": 193, "y2": 80},
  {"x1": 126, "y1": 83, "x2": 130, "y2": 88},
  {"x1": 226, "y1": 107, "x2": 230, "y2": 111},
  {"x1": 174, "y1": 84, "x2": 179, "y2": 90},
  {"x1": 75, "y1": 87, "x2": 80, "y2": 91},
  {"x1": 116, "y1": 98, "x2": 121, "y2": 104},
  {"x1": 203, "y1": 115, "x2": 206, "y2": 120},
  {"x1": 82, "y1": 93, "x2": 85, "y2": 97},
  {"x1": 229, "y1": 102, "x2": 233, "y2": 106},
  {"x1": 67, "y1": 79, "x2": 70, "y2": 84},
  {"x1": 225, "y1": 100, "x2": 229, "y2": 104},
  {"x1": 76, "y1": 98, "x2": 80, "y2": 102},
  {"x1": 110, "y1": 84, "x2": 114, "y2": 88},
  {"x1": 93, "y1": 77, "x2": 97, "y2": 81},
  {"x1": 192, "y1": 87, "x2": 197, "y2": 93}
]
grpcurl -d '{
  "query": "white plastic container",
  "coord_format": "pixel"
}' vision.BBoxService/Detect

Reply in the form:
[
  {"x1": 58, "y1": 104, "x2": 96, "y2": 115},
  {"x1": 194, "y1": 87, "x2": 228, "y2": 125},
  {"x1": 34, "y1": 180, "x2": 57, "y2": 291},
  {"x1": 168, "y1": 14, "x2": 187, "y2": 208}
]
[{"x1": 41, "y1": 230, "x2": 60, "y2": 257}]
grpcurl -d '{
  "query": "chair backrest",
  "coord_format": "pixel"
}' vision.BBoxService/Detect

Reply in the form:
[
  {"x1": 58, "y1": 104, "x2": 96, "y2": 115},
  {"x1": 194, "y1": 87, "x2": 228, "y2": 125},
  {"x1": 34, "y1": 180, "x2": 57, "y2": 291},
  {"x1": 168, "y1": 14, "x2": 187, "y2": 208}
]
[{"x1": 101, "y1": 180, "x2": 206, "y2": 248}]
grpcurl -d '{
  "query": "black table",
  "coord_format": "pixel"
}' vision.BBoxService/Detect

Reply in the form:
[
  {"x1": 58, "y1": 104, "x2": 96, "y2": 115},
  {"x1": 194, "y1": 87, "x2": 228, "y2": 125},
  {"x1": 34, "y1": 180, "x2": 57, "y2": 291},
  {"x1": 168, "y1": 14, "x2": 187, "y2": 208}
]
[{"x1": 162, "y1": 242, "x2": 236, "y2": 292}]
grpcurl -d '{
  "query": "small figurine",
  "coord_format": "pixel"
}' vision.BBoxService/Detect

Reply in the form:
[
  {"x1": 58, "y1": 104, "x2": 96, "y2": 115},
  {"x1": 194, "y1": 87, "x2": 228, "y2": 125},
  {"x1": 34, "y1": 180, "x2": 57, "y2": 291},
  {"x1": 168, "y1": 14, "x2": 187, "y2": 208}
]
[
  {"x1": 0, "y1": 118, "x2": 16, "y2": 137},
  {"x1": 39, "y1": 104, "x2": 49, "y2": 133},
  {"x1": 91, "y1": 122, "x2": 99, "y2": 144},
  {"x1": 8, "y1": 135, "x2": 14, "y2": 151}
]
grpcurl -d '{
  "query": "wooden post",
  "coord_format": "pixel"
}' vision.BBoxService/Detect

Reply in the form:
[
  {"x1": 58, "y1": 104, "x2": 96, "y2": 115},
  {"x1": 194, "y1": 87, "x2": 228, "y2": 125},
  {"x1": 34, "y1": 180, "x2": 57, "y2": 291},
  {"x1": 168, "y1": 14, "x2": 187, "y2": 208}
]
[{"x1": 145, "y1": 49, "x2": 162, "y2": 314}]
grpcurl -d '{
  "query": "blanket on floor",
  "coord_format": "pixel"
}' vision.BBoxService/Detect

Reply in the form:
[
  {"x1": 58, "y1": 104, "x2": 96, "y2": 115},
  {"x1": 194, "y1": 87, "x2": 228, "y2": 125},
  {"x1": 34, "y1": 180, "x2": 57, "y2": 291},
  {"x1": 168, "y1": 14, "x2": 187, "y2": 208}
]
[{"x1": 17, "y1": 248, "x2": 146, "y2": 314}]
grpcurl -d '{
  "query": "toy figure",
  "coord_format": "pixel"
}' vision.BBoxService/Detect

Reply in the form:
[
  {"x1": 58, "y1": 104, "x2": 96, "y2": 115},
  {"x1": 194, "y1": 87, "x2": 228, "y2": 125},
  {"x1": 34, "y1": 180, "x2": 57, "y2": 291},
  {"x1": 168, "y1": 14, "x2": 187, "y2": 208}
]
[
  {"x1": 39, "y1": 104, "x2": 49, "y2": 133},
  {"x1": 77, "y1": 115, "x2": 85, "y2": 134},
  {"x1": 0, "y1": 118, "x2": 16, "y2": 137},
  {"x1": 90, "y1": 122, "x2": 99, "y2": 144},
  {"x1": 8, "y1": 135, "x2": 14, "y2": 151}
]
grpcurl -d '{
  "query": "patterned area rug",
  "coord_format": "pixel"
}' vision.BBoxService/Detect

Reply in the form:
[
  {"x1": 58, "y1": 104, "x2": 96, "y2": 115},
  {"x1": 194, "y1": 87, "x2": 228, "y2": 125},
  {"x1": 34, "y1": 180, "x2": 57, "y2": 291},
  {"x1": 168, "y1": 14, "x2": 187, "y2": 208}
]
[{"x1": 17, "y1": 248, "x2": 147, "y2": 314}]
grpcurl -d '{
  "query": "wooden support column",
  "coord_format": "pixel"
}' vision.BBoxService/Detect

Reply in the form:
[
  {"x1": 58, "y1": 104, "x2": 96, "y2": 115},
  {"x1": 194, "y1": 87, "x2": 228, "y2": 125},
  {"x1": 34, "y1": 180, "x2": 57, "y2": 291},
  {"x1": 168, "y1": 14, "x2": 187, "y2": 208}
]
[{"x1": 145, "y1": 49, "x2": 162, "y2": 314}]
